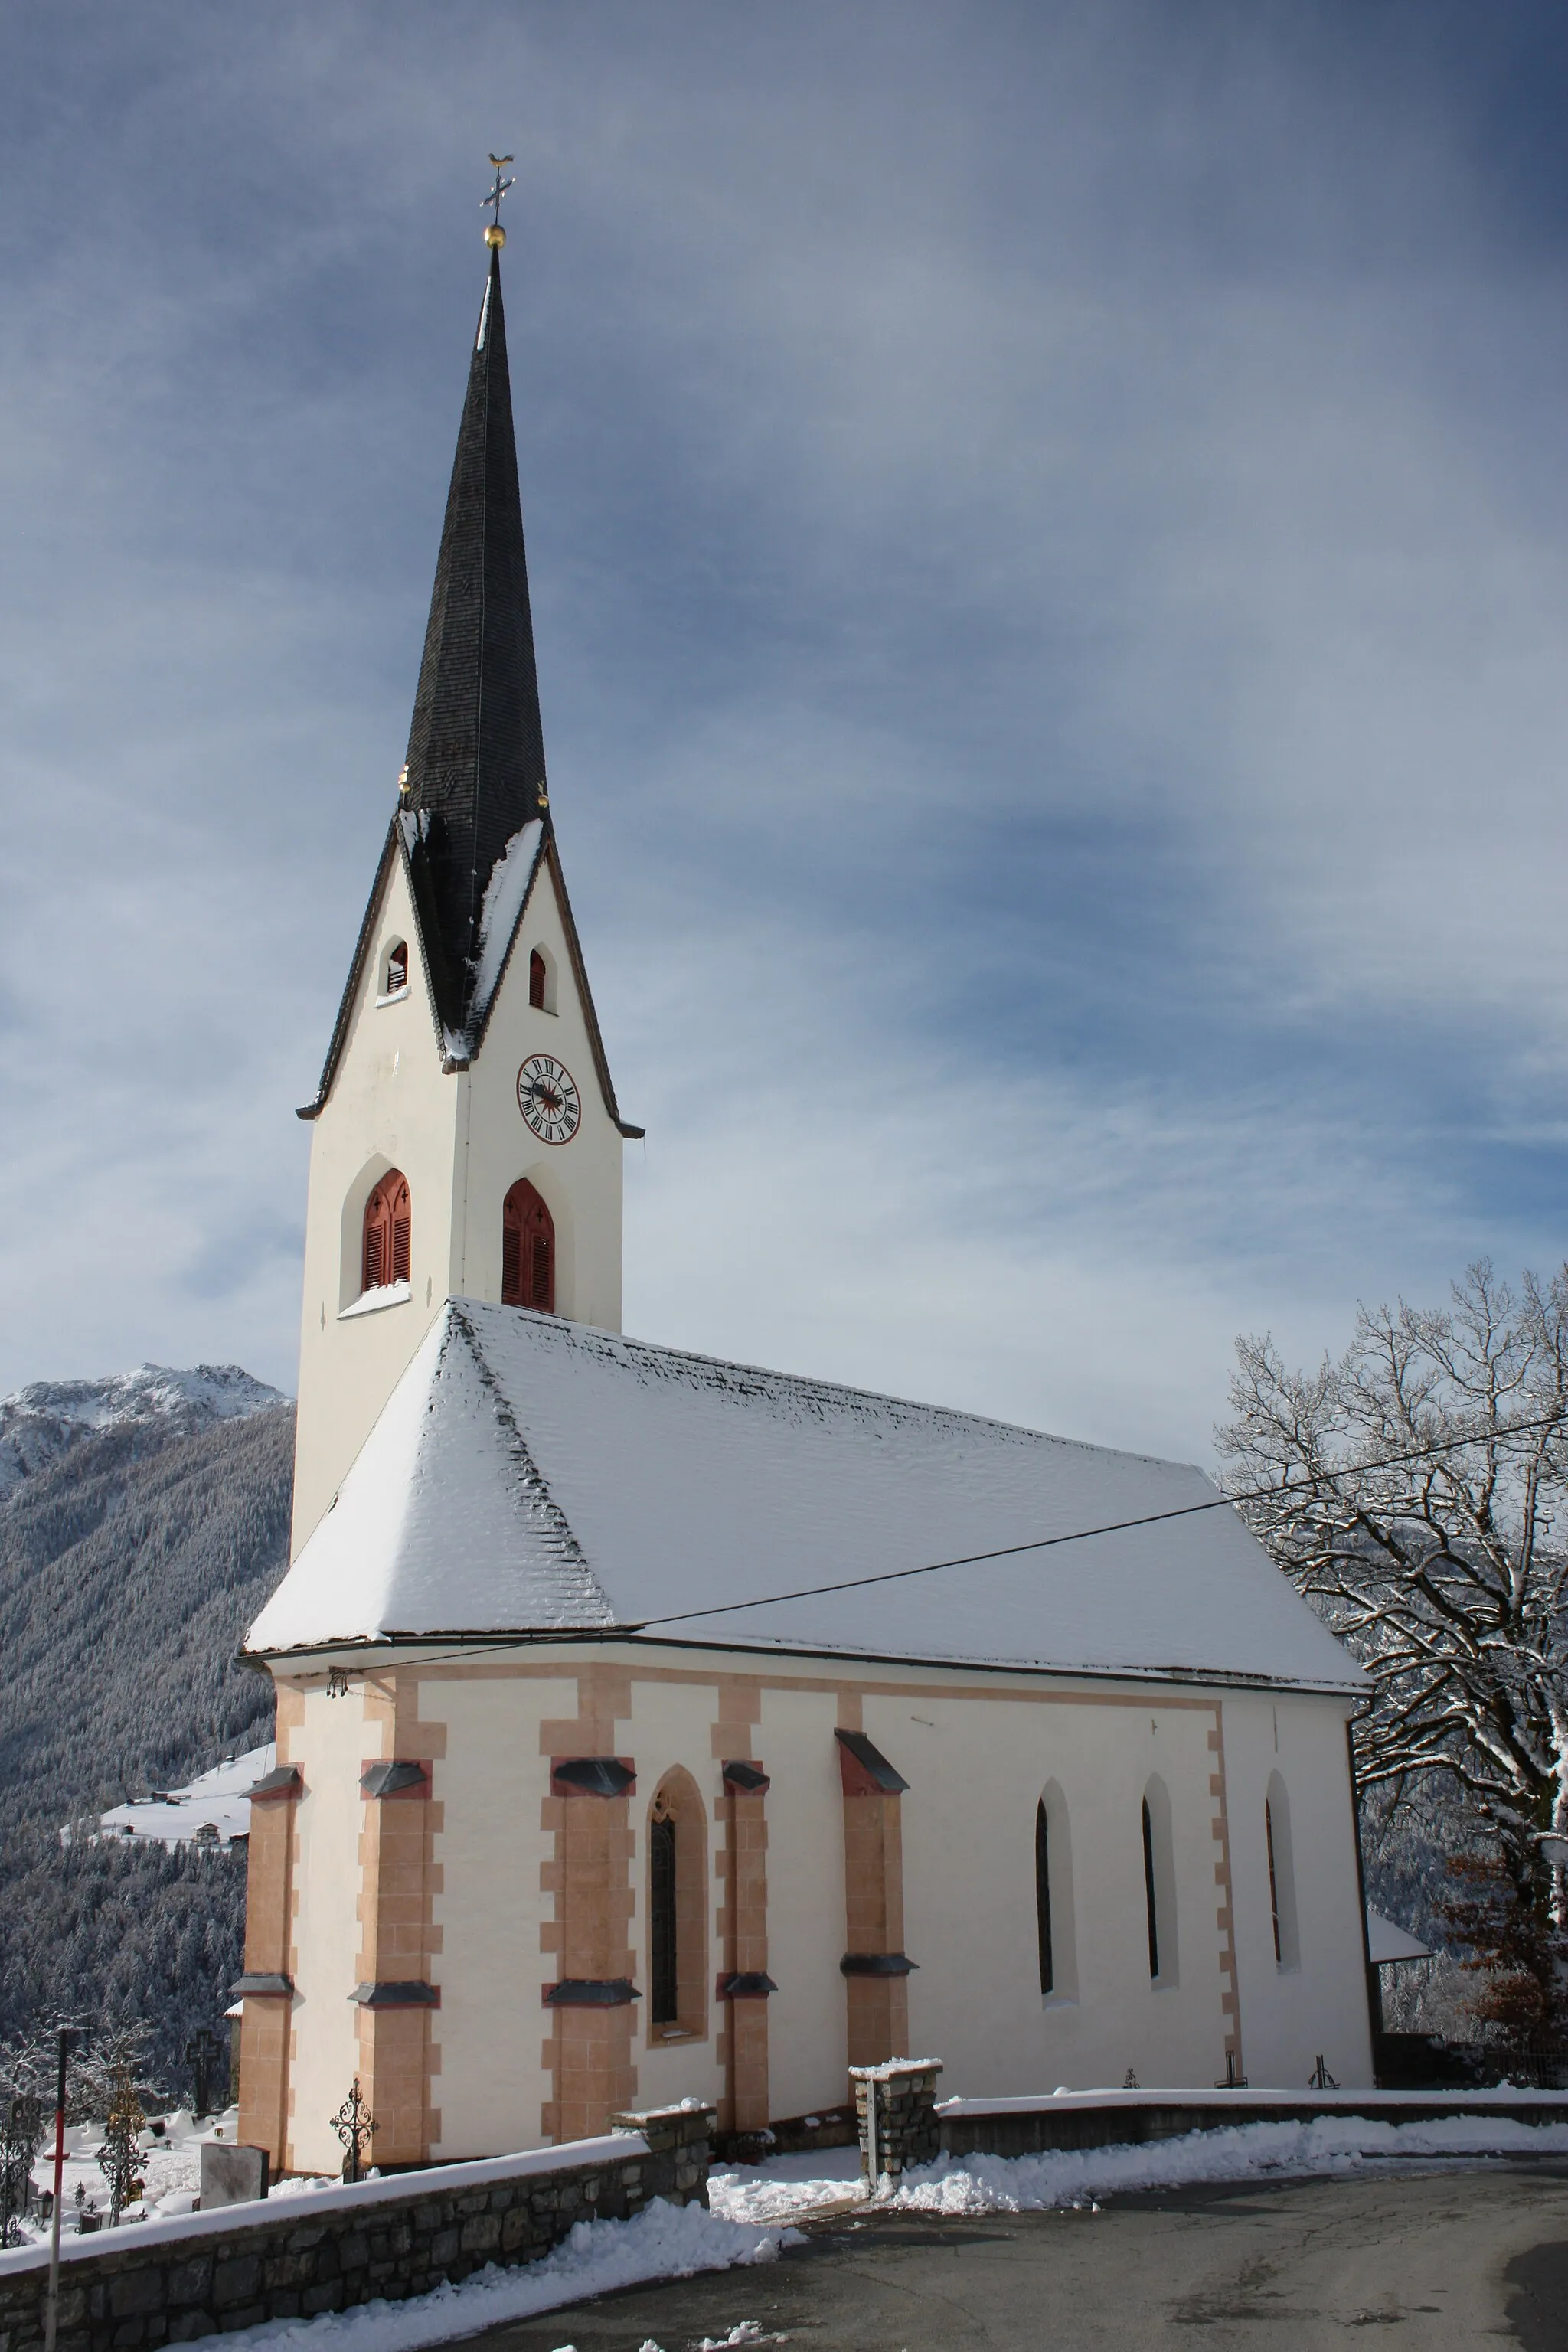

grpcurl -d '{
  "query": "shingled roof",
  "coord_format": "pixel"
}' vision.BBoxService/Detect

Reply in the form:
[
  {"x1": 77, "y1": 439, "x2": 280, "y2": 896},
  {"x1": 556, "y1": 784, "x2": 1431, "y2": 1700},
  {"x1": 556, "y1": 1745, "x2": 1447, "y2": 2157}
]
[{"x1": 246, "y1": 1300, "x2": 1366, "y2": 1695}]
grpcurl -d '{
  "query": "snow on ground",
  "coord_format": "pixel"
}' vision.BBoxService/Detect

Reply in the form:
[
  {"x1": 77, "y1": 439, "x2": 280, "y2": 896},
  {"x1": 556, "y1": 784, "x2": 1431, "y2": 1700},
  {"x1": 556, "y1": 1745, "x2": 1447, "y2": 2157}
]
[
  {"x1": 23, "y1": 2114, "x2": 1568, "y2": 2350},
  {"x1": 196, "y1": 2202, "x2": 800, "y2": 2352},
  {"x1": 710, "y1": 2113, "x2": 1568, "y2": 2227},
  {"x1": 19, "y1": 2109, "x2": 244, "y2": 2238},
  {"x1": 96, "y1": 1746, "x2": 273, "y2": 1848},
  {"x1": 707, "y1": 2148, "x2": 862, "y2": 2224}
]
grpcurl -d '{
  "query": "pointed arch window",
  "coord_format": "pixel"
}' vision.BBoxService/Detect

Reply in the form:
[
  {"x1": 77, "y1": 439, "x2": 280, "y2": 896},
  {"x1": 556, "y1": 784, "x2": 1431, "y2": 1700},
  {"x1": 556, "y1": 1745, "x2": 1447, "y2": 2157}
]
[
  {"x1": 362, "y1": 1172, "x2": 410, "y2": 1293},
  {"x1": 649, "y1": 1808, "x2": 678, "y2": 2026},
  {"x1": 1265, "y1": 1772, "x2": 1301, "y2": 1971},
  {"x1": 1141, "y1": 1776, "x2": 1178, "y2": 1987},
  {"x1": 529, "y1": 949, "x2": 547, "y2": 1010},
  {"x1": 502, "y1": 1179, "x2": 554, "y2": 1312},
  {"x1": 1035, "y1": 1798, "x2": 1054, "y2": 1995},
  {"x1": 647, "y1": 1770, "x2": 708, "y2": 2043}
]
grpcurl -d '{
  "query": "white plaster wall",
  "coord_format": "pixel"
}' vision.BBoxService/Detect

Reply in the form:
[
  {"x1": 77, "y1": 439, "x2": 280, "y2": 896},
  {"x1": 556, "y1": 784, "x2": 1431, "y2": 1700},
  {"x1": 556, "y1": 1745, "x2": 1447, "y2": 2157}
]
[
  {"x1": 292, "y1": 858, "x2": 460, "y2": 1553},
  {"x1": 758, "y1": 1685, "x2": 851, "y2": 2120},
  {"x1": 286, "y1": 1686, "x2": 374, "y2": 2174},
  {"x1": 456, "y1": 860, "x2": 625, "y2": 1337},
  {"x1": 428, "y1": 1674, "x2": 577, "y2": 2159},
  {"x1": 886, "y1": 1690, "x2": 1230, "y2": 2092},
  {"x1": 292, "y1": 854, "x2": 627, "y2": 1557},
  {"x1": 1223, "y1": 1694, "x2": 1374, "y2": 2088},
  {"x1": 283, "y1": 1645, "x2": 1373, "y2": 2161}
]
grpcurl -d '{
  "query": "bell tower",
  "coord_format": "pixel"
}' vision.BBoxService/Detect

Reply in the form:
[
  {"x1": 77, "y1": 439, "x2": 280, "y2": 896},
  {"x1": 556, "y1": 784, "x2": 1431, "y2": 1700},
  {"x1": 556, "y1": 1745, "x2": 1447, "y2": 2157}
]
[{"x1": 288, "y1": 211, "x2": 642, "y2": 1557}]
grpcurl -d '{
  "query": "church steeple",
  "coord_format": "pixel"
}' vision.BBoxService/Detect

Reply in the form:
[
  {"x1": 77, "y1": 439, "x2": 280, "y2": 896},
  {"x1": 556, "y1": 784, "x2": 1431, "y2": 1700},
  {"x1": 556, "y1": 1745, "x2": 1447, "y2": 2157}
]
[{"x1": 400, "y1": 243, "x2": 548, "y2": 1039}]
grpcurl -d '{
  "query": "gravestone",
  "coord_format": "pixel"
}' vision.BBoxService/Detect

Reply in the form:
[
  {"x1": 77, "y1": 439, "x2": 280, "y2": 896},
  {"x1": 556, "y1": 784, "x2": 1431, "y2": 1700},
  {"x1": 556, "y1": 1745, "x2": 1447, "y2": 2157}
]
[{"x1": 200, "y1": 2141, "x2": 270, "y2": 2208}]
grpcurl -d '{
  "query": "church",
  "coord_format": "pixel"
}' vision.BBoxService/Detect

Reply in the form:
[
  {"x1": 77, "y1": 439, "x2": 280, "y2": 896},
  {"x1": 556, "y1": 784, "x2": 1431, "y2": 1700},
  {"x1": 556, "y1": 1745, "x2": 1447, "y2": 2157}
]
[{"x1": 236, "y1": 215, "x2": 1376, "y2": 2180}]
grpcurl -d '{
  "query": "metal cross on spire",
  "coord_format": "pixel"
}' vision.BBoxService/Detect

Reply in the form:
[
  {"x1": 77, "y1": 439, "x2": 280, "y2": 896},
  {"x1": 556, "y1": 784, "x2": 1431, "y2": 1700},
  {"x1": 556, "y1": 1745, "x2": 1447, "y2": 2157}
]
[{"x1": 482, "y1": 153, "x2": 514, "y2": 248}]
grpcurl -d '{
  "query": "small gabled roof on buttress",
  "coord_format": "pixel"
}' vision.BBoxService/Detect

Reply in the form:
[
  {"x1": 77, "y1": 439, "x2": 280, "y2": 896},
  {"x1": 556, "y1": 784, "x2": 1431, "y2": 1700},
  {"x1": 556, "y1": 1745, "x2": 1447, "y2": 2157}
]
[{"x1": 246, "y1": 1300, "x2": 1367, "y2": 1697}]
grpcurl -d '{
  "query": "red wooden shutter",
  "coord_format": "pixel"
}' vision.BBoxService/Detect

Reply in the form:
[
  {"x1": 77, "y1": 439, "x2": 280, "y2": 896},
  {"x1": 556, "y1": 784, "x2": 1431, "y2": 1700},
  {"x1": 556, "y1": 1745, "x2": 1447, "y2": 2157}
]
[
  {"x1": 502, "y1": 1179, "x2": 554, "y2": 1313},
  {"x1": 529, "y1": 949, "x2": 546, "y2": 1010},
  {"x1": 387, "y1": 942, "x2": 407, "y2": 992},
  {"x1": 362, "y1": 1172, "x2": 410, "y2": 1294}
]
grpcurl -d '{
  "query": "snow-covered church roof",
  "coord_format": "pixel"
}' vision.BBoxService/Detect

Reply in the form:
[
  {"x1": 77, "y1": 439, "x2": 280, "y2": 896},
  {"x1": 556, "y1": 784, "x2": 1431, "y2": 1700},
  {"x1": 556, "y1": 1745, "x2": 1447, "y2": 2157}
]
[{"x1": 246, "y1": 1302, "x2": 1364, "y2": 1693}]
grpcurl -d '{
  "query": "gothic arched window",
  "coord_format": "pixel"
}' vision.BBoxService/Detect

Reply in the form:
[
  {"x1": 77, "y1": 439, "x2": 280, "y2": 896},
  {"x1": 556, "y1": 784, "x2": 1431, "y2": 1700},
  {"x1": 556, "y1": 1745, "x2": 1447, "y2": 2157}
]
[
  {"x1": 1141, "y1": 1775, "x2": 1178, "y2": 1987},
  {"x1": 362, "y1": 1172, "x2": 410, "y2": 1293},
  {"x1": 649, "y1": 1808, "x2": 678, "y2": 2027},
  {"x1": 1265, "y1": 1772, "x2": 1301, "y2": 1971},
  {"x1": 502, "y1": 1178, "x2": 554, "y2": 1312},
  {"x1": 529, "y1": 948, "x2": 547, "y2": 1010},
  {"x1": 647, "y1": 1770, "x2": 707, "y2": 2043}
]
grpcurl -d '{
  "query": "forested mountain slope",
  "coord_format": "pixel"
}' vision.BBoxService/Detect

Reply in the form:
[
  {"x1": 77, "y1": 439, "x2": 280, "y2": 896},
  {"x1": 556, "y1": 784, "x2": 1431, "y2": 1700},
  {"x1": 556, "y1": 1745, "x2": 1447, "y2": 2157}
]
[{"x1": 0, "y1": 1370, "x2": 293, "y2": 2092}]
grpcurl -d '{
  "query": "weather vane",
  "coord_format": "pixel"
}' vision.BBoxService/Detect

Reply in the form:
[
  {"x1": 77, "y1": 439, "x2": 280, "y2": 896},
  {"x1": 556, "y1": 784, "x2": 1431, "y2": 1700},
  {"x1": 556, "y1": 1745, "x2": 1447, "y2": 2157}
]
[{"x1": 483, "y1": 154, "x2": 514, "y2": 249}]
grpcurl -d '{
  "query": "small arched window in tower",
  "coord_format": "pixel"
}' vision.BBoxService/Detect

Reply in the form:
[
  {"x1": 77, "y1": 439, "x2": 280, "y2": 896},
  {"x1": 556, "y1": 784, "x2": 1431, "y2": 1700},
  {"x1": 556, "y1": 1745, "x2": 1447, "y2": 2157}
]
[
  {"x1": 502, "y1": 1179, "x2": 554, "y2": 1312},
  {"x1": 362, "y1": 1171, "x2": 411, "y2": 1294},
  {"x1": 529, "y1": 948, "x2": 547, "y2": 1010},
  {"x1": 382, "y1": 939, "x2": 409, "y2": 998}
]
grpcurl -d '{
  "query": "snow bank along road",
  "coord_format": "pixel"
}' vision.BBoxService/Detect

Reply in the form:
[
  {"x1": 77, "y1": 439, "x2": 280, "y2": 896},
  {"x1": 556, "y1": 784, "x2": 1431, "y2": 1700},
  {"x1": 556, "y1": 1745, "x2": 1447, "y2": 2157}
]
[{"x1": 464, "y1": 2167, "x2": 1568, "y2": 2350}]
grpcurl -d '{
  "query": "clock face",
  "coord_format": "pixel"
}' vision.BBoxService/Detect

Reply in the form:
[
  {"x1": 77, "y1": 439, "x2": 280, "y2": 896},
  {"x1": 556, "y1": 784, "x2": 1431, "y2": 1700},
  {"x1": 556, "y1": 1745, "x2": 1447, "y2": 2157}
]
[{"x1": 517, "y1": 1054, "x2": 581, "y2": 1145}]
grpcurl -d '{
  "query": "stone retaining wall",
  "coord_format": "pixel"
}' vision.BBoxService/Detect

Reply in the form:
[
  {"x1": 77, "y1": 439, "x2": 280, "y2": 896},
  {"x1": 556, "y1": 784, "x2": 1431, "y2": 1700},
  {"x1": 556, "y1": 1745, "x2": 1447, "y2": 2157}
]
[
  {"x1": 936, "y1": 2086, "x2": 1568, "y2": 2161},
  {"x1": 849, "y1": 2074, "x2": 1568, "y2": 2177},
  {"x1": 0, "y1": 2104, "x2": 713, "y2": 2352}
]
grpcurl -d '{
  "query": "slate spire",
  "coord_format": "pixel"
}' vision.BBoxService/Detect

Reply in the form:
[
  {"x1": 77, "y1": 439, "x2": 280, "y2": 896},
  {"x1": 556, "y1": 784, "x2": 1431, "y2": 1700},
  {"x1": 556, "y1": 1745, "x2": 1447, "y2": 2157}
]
[{"x1": 400, "y1": 246, "x2": 547, "y2": 1027}]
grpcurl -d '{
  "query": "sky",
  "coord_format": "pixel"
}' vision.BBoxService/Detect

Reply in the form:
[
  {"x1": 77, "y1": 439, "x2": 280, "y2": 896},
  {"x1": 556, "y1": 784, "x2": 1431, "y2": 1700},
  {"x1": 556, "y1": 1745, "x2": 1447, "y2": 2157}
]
[{"x1": 2, "y1": 0, "x2": 1567, "y2": 1464}]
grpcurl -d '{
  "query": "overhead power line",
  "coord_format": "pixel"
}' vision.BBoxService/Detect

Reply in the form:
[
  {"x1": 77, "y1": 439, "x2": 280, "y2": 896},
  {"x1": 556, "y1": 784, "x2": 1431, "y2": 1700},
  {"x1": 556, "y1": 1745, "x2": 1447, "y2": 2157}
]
[
  {"x1": 317, "y1": 1403, "x2": 1568, "y2": 1668},
  {"x1": 635, "y1": 1404, "x2": 1568, "y2": 1632}
]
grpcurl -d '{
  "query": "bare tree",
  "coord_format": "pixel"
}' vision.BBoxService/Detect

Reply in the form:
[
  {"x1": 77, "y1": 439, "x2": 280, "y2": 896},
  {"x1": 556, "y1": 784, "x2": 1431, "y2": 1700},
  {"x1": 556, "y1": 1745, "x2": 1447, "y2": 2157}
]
[{"x1": 1217, "y1": 1262, "x2": 1568, "y2": 2007}]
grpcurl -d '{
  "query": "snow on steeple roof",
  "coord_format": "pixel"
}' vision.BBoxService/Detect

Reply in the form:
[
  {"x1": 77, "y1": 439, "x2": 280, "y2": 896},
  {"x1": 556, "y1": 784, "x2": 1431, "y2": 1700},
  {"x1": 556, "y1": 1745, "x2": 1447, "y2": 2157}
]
[{"x1": 247, "y1": 1302, "x2": 1364, "y2": 1694}]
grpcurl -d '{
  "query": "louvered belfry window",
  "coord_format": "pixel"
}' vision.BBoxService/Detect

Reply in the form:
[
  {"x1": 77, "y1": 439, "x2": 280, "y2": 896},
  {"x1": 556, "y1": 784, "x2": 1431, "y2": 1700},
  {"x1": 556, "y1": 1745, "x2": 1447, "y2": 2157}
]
[
  {"x1": 362, "y1": 1172, "x2": 411, "y2": 1293},
  {"x1": 502, "y1": 1178, "x2": 555, "y2": 1312},
  {"x1": 528, "y1": 949, "x2": 547, "y2": 1011}
]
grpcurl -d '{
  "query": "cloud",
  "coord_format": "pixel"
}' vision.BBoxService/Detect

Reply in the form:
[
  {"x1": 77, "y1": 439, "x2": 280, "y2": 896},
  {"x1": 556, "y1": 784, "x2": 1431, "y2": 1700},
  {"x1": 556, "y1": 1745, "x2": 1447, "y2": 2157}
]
[{"x1": 2, "y1": 0, "x2": 1566, "y2": 1461}]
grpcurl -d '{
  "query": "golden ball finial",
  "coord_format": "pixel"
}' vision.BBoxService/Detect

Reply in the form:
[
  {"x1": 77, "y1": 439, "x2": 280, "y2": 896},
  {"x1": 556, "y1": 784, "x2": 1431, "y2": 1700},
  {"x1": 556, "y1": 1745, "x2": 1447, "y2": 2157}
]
[{"x1": 484, "y1": 222, "x2": 506, "y2": 249}]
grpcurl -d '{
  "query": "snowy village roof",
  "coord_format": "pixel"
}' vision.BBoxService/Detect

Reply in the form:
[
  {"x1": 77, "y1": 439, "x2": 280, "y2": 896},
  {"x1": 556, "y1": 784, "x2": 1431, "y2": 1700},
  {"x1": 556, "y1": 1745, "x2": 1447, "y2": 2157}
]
[{"x1": 246, "y1": 1302, "x2": 1365, "y2": 1694}]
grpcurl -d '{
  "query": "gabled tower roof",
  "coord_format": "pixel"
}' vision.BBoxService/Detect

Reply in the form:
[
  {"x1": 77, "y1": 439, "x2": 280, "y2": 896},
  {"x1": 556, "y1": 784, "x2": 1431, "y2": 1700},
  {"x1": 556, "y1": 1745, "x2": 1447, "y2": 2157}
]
[{"x1": 401, "y1": 244, "x2": 547, "y2": 1035}]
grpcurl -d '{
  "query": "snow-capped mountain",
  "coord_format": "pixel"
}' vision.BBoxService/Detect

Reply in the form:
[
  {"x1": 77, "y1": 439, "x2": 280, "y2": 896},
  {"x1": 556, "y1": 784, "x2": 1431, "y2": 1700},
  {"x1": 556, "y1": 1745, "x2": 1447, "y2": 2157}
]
[{"x1": 0, "y1": 1364, "x2": 286, "y2": 1498}]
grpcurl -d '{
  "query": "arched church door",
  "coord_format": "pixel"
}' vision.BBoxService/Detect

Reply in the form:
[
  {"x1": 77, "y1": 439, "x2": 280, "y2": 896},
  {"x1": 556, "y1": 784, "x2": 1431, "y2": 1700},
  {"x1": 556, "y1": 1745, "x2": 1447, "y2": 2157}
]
[{"x1": 502, "y1": 1179, "x2": 555, "y2": 1313}]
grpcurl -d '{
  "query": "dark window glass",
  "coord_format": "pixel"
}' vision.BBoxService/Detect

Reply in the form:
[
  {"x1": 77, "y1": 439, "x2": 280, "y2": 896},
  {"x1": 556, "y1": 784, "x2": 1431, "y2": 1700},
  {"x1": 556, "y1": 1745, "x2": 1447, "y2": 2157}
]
[
  {"x1": 529, "y1": 949, "x2": 547, "y2": 1010},
  {"x1": 1035, "y1": 1798, "x2": 1054, "y2": 1995},
  {"x1": 1142, "y1": 1797, "x2": 1160, "y2": 1980},
  {"x1": 1266, "y1": 1800, "x2": 1282, "y2": 1965},
  {"x1": 650, "y1": 1811, "x2": 678, "y2": 2026}
]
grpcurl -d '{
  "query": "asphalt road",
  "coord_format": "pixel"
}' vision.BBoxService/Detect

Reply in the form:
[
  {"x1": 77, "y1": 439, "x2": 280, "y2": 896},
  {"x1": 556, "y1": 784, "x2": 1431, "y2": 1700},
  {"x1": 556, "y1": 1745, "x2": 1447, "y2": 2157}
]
[{"x1": 465, "y1": 2164, "x2": 1568, "y2": 2350}]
